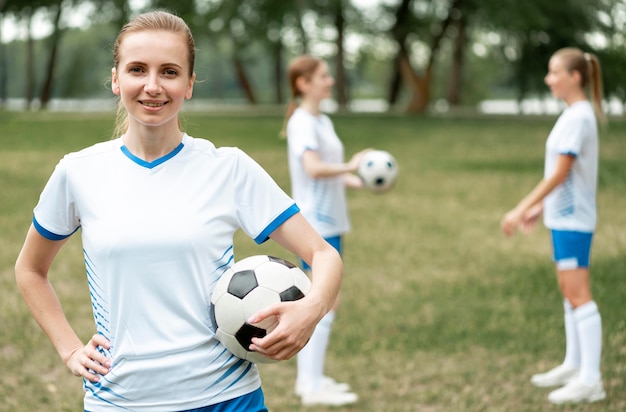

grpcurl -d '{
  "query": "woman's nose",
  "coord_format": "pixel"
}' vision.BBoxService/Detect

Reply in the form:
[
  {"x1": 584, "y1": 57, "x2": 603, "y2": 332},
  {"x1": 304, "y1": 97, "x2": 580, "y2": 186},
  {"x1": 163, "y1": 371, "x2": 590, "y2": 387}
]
[{"x1": 144, "y1": 74, "x2": 162, "y2": 94}]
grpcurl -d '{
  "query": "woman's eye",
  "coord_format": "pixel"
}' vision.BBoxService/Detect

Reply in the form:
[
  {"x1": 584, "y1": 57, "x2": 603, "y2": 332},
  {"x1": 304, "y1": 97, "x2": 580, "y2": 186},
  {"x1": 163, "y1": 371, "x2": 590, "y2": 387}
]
[
  {"x1": 129, "y1": 67, "x2": 143, "y2": 73},
  {"x1": 164, "y1": 69, "x2": 178, "y2": 76}
]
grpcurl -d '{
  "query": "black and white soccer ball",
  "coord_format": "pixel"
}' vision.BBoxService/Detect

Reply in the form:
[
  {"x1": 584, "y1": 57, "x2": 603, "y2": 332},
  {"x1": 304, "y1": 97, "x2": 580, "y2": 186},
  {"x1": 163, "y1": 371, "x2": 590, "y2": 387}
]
[
  {"x1": 210, "y1": 255, "x2": 311, "y2": 363},
  {"x1": 358, "y1": 150, "x2": 399, "y2": 192}
]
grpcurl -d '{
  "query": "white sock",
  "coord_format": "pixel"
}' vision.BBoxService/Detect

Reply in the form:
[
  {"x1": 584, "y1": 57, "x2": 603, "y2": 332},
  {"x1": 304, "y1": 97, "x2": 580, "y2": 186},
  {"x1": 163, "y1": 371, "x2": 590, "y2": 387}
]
[
  {"x1": 562, "y1": 299, "x2": 580, "y2": 369},
  {"x1": 574, "y1": 301, "x2": 602, "y2": 385},
  {"x1": 297, "y1": 311, "x2": 335, "y2": 393}
]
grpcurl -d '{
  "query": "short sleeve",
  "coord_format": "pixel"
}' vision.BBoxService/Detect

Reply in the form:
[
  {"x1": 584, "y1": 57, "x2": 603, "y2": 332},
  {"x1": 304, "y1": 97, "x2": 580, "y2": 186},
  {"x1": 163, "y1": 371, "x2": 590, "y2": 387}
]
[
  {"x1": 287, "y1": 112, "x2": 319, "y2": 159},
  {"x1": 33, "y1": 158, "x2": 80, "y2": 240},
  {"x1": 232, "y1": 150, "x2": 299, "y2": 244},
  {"x1": 553, "y1": 115, "x2": 591, "y2": 157}
]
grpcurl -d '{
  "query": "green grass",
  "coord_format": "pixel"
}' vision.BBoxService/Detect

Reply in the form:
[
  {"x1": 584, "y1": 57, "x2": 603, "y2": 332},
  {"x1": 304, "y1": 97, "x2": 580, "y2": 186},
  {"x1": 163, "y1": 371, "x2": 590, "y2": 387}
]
[{"x1": 1, "y1": 111, "x2": 625, "y2": 411}]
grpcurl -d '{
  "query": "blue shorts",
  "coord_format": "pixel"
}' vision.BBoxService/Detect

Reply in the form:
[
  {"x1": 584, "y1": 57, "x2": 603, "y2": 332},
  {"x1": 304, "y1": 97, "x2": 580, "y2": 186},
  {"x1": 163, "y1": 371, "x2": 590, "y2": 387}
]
[
  {"x1": 299, "y1": 236, "x2": 342, "y2": 271},
  {"x1": 551, "y1": 230, "x2": 593, "y2": 270},
  {"x1": 86, "y1": 388, "x2": 267, "y2": 412}
]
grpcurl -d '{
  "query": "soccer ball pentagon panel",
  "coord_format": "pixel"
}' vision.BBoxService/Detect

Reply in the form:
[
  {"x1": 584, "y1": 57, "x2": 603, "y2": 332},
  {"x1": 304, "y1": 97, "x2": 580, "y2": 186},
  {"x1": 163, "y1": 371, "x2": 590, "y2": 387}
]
[
  {"x1": 210, "y1": 255, "x2": 311, "y2": 363},
  {"x1": 358, "y1": 149, "x2": 399, "y2": 192}
]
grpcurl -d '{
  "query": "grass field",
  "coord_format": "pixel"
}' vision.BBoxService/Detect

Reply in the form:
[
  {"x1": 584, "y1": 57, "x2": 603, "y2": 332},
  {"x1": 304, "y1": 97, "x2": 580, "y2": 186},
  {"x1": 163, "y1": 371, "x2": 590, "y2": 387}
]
[{"x1": 0, "y1": 110, "x2": 624, "y2": 411}]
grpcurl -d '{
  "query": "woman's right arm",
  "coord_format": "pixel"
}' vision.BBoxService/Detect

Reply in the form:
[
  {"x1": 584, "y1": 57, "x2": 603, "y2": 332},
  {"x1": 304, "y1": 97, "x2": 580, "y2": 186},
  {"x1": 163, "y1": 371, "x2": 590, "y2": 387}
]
[
  {"x1": 15, "y1": 224, "x2": 110, "y2": 382},
  {"x1": 501, "y1": 154, "x2": 575, "y2": 236},
  {"x1": 301, "y1": 148, "x2": 370, "y2": 179}
]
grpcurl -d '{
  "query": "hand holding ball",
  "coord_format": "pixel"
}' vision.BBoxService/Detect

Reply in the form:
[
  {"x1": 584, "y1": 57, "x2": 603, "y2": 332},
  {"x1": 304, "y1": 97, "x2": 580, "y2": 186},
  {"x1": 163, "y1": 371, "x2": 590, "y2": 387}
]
[{"x1": 210, "y1": 255, "x2": 311, "y2": 363}]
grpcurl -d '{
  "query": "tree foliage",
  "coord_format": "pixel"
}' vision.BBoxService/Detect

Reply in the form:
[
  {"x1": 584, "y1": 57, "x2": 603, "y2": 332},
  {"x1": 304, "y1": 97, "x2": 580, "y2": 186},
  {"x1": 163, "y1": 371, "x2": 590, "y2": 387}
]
[{"x1": 1, "y1": 0, "x2": 625, "y2": 113}]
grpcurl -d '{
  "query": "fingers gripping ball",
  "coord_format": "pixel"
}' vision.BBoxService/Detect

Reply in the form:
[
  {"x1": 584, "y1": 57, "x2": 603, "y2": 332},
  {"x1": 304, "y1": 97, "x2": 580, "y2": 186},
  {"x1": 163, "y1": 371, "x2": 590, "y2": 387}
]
[
  {"x1": 210, "y1": 255, "x2": 311, "y2": 363},
  {"x1": 358, "y1": 150, "x2": 399, "y2": 192}
]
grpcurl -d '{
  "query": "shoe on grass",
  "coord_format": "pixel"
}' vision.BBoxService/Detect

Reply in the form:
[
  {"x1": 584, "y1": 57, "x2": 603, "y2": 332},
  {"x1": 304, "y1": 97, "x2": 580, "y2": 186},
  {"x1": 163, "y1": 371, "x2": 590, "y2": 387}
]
[
  {"x1": 548, "y1": 378, "x2": 606, "y2": 404},
  {"x1": 531, "y1": 364, "x2": 578, "y2": 388},
  {"x1": 295, "y1": 375, "x2": 351, "y2": 396},
  {"x1": 300, "y1": 387, "x2": 358, "y2": 407}
]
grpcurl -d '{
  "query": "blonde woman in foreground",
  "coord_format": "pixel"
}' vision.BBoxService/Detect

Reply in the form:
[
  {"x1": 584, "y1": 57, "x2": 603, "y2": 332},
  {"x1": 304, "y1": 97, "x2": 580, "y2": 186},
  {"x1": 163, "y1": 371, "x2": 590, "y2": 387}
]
[{"x1": 15, "y1": 11, "x2": 343, "y2": 412}]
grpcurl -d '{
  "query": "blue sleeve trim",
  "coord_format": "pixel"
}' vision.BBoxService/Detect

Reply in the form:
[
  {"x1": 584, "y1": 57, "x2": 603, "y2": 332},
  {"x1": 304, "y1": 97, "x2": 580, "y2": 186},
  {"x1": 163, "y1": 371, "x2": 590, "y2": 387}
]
[
  {"x1": 560, "y1": 151, "x2": 577, "y2": 158},
  {"x1": 254, "y1": 204, "x2": 300, "y2": 244},
  {"x1": 33, "y1": 216, "x2": 76, "y2": 241}
]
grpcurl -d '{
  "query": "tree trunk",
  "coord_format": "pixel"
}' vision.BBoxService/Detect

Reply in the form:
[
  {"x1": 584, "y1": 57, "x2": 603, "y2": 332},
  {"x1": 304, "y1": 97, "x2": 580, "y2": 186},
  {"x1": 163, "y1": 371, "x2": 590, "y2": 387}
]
[
  {"x1": 387, "y1": 56, "x2": 402, "y2": 105},
  {"x1": 294, "y1": 0, "x2": 309, "y2": 54},
  {"x1": 233, "y1": 55, "x2": 256, "y2": 104},
  {"x1": 0, "y1": 12, "x2": 6, "y2": 109},
  {"x1": 399, "y1": 52, "x2": 431, "y2": 113},
  {"x1": 334, "y1": 0, "x2": 348, "y2": 109},
  {"x1": 40, "y1": 3, "x2": 64, "y2": 110},
  {"x1": 272, "y1": 41, "x2": 283, "y2": 104},
  {"x1": 394, "y1": 0, "x2": 464, "y2": 113},
  {"x1": 447, "y1": 17, "x2": 467, "y2": 106},
  {"x1": 25, "y1": 9, "x2": 34, "y2": 111},
  {"x1": 386, "y1": 0, "x2": 412, "y2": 107}
]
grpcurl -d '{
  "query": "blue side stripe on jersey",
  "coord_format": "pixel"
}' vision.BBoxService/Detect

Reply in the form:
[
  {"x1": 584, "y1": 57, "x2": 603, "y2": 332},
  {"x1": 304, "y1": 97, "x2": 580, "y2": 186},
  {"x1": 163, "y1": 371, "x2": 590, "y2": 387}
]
[
  {"x1": 556, "y1": 174, "x2": 575, "y2": 217},
  {"x1": 214, "y1": 245, "x2": 234, "y2": 264},
  {"x1": 205, "y1": 358, "x2": 253, "y2": 395},
  {"x1": 84, "y1": 249, "x2": 112, "y2": 345},
  {"x1": 32, "y1": 216, "x2": 77, "y2": 240},
  {"x1": 83, "y1": 380, "x2": 132, "y2": 411},
  {"x1": 222, "y1": 361, "x2": 254, "y2": 392},
  {"x1": 315, "y1": 212, "x2": 336, "y2": 225},
  {"x1": 213, "y1": 249, "x2": 234, "y2": 275},
  {"x1": 254, "y1": 204, "x2": 300, "y2": 244},
  {"x1": 120, "y1": 142, "x2": 184, "y2": 169}
]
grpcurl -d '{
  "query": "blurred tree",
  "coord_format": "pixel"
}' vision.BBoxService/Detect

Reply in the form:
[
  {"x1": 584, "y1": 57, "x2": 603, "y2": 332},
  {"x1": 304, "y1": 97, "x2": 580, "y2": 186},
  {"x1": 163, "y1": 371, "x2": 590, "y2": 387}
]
[
  {"x1": 201, "y1": 0, "x2": 261, "y2": 104},
  {"x1": 383, "y1": 0, "x2": 618, "y2": 113},
  {"x1": 39, "y1": 0, "x2": 64, "y2": 110},
  {"x1": 199, "y1": 0, "x2": 316, "y2": 104},
  {"x1": 2, "y1": 0, "x2": 626, "y2": 113},
  {"x1": 387, "y1": 0, "x2": 462, "y2": 113},
  {"x1": 307, "y1": 0, "x2": 351, "y2": 109},
  {"x1": 473, "y1": 0, "x2": 613, "y2": 102},
  {"x1": 21, "y1": 4, "x2": 35, "y2": 110}
]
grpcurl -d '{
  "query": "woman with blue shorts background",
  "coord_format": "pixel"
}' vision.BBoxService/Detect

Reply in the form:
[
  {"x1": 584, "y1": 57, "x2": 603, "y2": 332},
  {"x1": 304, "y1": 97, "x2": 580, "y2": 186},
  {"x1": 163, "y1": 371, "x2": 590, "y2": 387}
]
[
  {"x1": 283, "y1": 55, "x2": 369, "y2": 407},
  {"x1": 501, "y1": 47, "x2": 605, "y2": 405}
]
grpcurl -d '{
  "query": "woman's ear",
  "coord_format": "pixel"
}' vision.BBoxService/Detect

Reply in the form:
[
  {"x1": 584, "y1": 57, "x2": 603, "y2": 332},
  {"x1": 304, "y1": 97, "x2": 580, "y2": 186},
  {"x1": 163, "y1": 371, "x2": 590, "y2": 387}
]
[
  {"x1": 186, "y1": 73, "x2": 196, "y2": 100},
  {"x1": 295, "y1": 75, "x2": 309, "y2": 95},
  {"x1": 111, "y1": 68, "x2": 120, "y2": 95}
]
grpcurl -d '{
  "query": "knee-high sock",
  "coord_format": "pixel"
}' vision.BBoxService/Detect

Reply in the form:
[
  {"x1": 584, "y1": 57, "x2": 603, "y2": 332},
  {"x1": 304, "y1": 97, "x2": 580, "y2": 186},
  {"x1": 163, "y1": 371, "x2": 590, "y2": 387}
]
[
  {"x1": 297, "y1": 311, "x2": 335, "y2": 393},
  {"x1": 574, "y1": 301, "x2": 602, "y2": 385},
  {"x1": 562, "y1": 299, "x2": 580, "y2": 369}
]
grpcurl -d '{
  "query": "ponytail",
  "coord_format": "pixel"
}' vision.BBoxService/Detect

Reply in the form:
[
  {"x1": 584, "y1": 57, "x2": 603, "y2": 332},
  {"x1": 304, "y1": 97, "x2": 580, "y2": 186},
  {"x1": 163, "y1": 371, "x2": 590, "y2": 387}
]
[
  {"x1": 584, "y1": 53, "x2": 606, "y2": 125},
  {"x1": 280, "y1": 99, "x2": 299, "y2": 139}
]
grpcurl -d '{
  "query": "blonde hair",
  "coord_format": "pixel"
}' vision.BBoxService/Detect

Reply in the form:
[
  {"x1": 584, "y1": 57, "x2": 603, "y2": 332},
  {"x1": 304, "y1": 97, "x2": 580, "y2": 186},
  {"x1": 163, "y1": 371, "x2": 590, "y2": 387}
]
[
  {"x1": 552, "y1": 47, "x2": 606, "y2": 124},
  {"x1": 280, "y1": 55, "x2": 323, "y2": 138},
  {"x1": 112, "y1": 10, "x2": 196, "y2": 138}
]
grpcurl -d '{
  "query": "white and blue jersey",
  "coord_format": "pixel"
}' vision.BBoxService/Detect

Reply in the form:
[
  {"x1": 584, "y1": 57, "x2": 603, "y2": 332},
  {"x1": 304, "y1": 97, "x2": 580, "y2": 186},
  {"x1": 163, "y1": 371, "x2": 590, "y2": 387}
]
[
  {"x1": 286, "y1": 108, "x2": 350, "y2": 238},
  {"x1": 543, "y1": 100, "x2": 598, "y2": 232},
  {"x1": 33, "y1": 134, "x2": 298, "y2": 411}
]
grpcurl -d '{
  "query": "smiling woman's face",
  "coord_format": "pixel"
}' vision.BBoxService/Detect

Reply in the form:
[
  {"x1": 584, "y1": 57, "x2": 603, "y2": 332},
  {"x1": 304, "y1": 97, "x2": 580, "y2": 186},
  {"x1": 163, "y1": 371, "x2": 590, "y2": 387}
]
[{"x1": 111, "y1": 30, "x2": 195, "y2": 130}]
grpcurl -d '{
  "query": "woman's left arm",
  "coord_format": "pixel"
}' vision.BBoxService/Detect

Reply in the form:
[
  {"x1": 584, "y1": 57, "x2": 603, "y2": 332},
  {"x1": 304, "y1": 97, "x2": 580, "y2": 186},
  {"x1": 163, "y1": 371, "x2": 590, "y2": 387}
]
[{"x1": 248, "y1": 213, "x2": 342, "y2": 360}]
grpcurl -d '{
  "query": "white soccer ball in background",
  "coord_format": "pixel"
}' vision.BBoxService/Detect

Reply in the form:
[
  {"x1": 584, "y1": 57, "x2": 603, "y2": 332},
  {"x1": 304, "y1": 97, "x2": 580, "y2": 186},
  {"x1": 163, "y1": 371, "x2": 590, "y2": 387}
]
[
  {"x1": 210, "y1": 255, "x2": 311, "y2": 363},
  {"x1": 358, "y1": 149, "x2": 399, "y2": 192}
]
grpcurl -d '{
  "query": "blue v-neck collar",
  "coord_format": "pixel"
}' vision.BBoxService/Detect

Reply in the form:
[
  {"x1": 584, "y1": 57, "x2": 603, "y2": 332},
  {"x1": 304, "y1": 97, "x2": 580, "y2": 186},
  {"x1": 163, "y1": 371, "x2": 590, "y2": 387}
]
[{"x1": 120, "y1": 141, "x2": 184, "y2": 169}]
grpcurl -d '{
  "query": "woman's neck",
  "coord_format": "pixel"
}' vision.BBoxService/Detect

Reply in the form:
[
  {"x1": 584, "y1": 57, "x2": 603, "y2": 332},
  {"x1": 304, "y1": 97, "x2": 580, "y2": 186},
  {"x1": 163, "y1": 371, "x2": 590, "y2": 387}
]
[
  {"x1": 564, "y1": 89, "x2": 588, "y2": 107},
  {"x1": 299, "y1": 99, "x2": 321, "y2": 116},
  {"x1": 122, "y1": 123, "x2": 183, "y2": 162}
]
